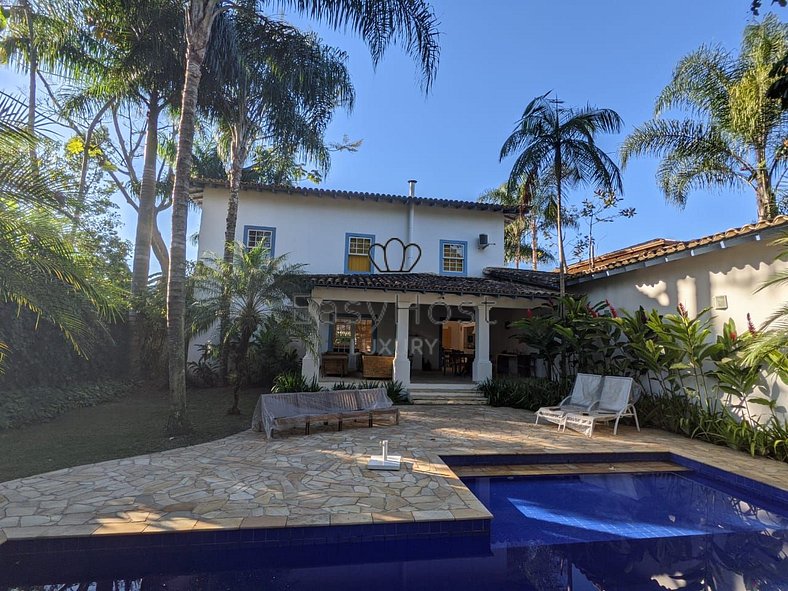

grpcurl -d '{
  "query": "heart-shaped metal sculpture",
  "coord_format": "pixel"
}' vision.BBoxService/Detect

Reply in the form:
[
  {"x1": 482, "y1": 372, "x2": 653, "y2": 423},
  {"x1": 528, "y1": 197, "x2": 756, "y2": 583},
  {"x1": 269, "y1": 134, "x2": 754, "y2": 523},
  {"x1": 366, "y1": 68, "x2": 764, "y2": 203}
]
[{"x1": 368, "y1": 237, "x2": 422, "y2": 273}]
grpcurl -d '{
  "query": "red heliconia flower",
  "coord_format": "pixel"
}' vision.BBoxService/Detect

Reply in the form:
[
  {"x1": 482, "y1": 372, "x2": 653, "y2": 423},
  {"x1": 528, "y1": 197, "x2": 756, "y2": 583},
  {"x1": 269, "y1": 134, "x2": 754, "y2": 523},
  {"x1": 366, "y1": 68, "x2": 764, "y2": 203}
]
[
  {"x1": 610, "y1": 306, "x2": 618, "y2": 319},
  {"x1": 730, "y1": 331, "x2": 737, "y2": 342},
  {"x1": 677, "y1": 302, "x2": 688, "y2": 318},
  {"x1": 747, "y1": 313, "x2": 757, "y2": 336}
]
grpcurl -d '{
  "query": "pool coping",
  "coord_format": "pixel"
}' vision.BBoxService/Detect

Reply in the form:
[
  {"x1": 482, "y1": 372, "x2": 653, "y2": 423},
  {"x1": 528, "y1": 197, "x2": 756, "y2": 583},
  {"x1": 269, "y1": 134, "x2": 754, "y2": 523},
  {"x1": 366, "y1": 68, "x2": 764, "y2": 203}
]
[{"x1": 1, "y1": 448, "x2": 785, "y2": 558}]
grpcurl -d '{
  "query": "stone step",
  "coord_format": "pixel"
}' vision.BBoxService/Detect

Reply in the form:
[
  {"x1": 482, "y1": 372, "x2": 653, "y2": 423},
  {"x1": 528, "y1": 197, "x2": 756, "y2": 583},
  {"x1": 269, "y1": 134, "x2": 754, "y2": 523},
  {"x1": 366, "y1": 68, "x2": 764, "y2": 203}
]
[
  {"x1": 410, "y1": 398, "x2": 488, "y2": 405},
  {"x1": 408, "y1": 387, "x2": 488, "y2": 405},
  {"x1": 410, "y1": 390, "x2": 484, "y2": 398}
]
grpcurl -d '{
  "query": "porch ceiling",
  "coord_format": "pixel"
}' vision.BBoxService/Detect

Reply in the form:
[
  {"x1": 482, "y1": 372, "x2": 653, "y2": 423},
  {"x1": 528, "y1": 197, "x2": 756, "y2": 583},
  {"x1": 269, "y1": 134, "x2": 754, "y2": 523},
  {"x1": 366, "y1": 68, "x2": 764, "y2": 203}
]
[{"x1": 305, "y1": 272, "x2": 557, "y2": 299}]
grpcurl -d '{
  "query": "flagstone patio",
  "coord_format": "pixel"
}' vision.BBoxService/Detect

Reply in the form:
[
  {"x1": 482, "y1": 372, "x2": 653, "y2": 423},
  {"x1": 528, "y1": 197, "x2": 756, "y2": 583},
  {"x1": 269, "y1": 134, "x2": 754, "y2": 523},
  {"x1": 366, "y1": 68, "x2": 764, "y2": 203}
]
[{"x1": 1, "y1": 405, "x2": 787, "y2": 545}]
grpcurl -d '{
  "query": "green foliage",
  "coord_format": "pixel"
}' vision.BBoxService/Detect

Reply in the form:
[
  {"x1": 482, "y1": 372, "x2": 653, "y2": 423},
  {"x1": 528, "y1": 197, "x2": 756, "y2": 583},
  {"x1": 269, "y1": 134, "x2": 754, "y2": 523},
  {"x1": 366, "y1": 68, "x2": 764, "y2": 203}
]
[
  {"x1": 621, "y1": 16, "x2": 788, "y2": 220},
  {"x1": 271, "y1": 371, "x2": 323, "y2": 393},
  {"x1": 514, "y1": 295, "x2": 788, "y2": 461},
  {"x1": 638, "y1": 390, "x2": 788, "y2": 462},
  {"x1": 187, "y1": 343, "x2": 220, "y2": 387},
  {"x1": 0, "y1": 379, "x2": 136, "y2": 430},
  {"x1": 479, "y1": 377, "x2": 569, "y2": 411},
  {"x1": 331, "y1": 380, "x2": 409, "y2": 404},
  {"x1": 245, "y1": 319, "x2": 301, "y2": 387}
]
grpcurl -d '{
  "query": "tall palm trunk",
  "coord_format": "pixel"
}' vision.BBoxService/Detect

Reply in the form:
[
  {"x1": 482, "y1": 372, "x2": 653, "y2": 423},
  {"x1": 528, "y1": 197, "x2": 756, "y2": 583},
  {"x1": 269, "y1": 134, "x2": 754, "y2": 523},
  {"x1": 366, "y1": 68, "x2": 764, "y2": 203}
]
[
  {"x1": 218, "y1": 135, "x2": 245, "y2": 383},
  {"x1": 554, "y1": 148, "x2": 566, "y2": 298},
  {"x1": 130, "y1": 95, "x2": 161, "y2": 375},
  {"x1": 531, "y1": 216, "x2": 538, "y2": 271},
  {"x1": 165, "y1": 0, "x2": 218, "y2": 435},
  {"x1": 755, "y1": 146, "x2": 776, "y2": 221},
  {"x1": 22, "y1": 0, "x2": 37, "y2": 170}
]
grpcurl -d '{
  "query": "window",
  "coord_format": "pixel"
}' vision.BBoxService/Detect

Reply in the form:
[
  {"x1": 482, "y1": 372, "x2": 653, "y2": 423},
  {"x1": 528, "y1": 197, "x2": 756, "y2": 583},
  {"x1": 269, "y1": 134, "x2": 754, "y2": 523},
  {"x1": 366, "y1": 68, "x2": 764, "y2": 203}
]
[
  {"x1": 440, "y1": 240, "x2": 467, "y2": 275},
  {"x1": 345, "y1": 233, "x2": 374, "y2": 274},
  {"x1": 243, "y1": 225, "x2": 276, "y2": 255},
  {"x1": 331, "y1": 319, "x2": 352, "y2": 353},
  {"x1": 331, "y1": 318, "x2": 374, "y2": 353},
  {"x1": 355, "y1": 319, "x2": 374, "y2": 353}
]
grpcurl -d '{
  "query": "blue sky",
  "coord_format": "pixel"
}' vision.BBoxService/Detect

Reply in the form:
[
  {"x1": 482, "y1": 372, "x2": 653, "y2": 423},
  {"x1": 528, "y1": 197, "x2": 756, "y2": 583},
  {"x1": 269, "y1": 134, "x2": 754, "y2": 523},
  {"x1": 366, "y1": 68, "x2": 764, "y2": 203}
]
[
  {"x1": 1, "y1": 1, "x2": 781, "y2": 265},
  {"x1": 287, "y1": 0, "x2": 781, "y2": 262}
]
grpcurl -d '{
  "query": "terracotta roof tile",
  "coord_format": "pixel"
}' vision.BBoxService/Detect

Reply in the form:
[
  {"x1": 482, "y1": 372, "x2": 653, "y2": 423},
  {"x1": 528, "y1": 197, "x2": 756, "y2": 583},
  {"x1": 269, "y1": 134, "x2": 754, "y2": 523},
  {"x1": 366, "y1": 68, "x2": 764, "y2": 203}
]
[
  {"x1": 306, "y1": 272, "x2": 556, "y2": 299},
  {"x1": 568, "y1": 216, "x2": 788, "y2": 277},
  {"x1": 191, "y1": 178, "x2": 518, "y2": 215}
]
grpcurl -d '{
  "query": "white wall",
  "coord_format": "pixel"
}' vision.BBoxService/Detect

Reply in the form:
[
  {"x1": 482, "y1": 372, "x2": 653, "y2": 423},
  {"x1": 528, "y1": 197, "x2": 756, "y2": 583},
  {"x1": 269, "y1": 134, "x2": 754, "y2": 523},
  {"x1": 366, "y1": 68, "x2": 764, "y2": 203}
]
[
  {"x1": 197, "y1": 187, "x2": 506, "y2": 276},
  {"x1": 574, "y1": 239, "x2": 788, "y2": 417}
]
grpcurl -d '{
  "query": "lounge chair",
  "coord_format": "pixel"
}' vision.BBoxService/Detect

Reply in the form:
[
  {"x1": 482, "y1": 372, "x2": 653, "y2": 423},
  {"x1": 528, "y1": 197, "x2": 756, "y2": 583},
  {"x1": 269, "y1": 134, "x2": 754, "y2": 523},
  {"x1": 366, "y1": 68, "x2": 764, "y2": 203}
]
[
  {"x1": 535, "y1": 373, "x2": 604, "y2": 427},
  {"x1": 561, "y1": 376, "x2": 639, "y2": 437}
]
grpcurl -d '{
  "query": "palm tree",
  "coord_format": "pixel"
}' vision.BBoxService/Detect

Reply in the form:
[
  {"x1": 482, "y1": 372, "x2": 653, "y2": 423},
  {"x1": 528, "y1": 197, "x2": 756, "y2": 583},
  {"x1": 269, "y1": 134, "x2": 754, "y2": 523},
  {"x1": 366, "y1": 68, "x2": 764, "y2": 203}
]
[
  {"x1": 201, "y1": 11, "x2": 354, "y2": 381},
  {"x1": 191, "y1": 243, "x2": 311, "y2": 414},
  {"x1": 0, "y1": 94, "x2": 120, "y2": 370},
  {"x1": 164, "y1": 0, "x2": 440, "y2": 434},
  {"x1": 500, "y1": 93, "x2": 623, "y2": 296},
  {"x1": 621, "y1": 15, "x2": 788, "y2": 222},
  {"x1": 478, "y1": 176, "x2": 564, "y2": 270}
]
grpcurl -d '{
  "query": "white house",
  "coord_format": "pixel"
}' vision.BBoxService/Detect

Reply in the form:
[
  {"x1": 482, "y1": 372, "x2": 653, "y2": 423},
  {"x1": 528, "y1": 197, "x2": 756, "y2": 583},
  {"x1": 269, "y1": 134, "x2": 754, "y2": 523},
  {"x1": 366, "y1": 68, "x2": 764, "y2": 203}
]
[
  {"x1": 193, "y1": 180, "x2": 557, "y2": 397},
  {"x1": 568, "y1": 215, "x2": 788, "y2": 415}
]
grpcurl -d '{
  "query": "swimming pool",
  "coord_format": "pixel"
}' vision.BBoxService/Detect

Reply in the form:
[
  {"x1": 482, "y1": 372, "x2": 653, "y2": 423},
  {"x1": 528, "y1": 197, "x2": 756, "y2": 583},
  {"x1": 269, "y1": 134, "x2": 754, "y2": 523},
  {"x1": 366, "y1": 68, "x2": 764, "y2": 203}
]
[{"x1": 2, "y1": 460, "x2": 786, "y2": 590}]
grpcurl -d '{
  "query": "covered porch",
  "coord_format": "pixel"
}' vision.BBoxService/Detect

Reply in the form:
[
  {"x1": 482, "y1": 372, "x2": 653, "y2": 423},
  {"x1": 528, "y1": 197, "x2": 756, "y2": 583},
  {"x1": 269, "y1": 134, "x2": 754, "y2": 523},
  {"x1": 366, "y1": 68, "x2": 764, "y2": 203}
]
[{"x1": 300, "y1": 272, "x2": 558, "y2": 391}]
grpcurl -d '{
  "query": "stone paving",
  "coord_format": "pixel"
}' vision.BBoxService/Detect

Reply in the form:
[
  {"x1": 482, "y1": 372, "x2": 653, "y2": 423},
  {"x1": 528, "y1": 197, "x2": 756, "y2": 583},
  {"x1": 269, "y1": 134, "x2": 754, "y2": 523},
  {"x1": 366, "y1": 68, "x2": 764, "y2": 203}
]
[{"x1": 1, "y1": 406, "x2": 787, "y2": 544}]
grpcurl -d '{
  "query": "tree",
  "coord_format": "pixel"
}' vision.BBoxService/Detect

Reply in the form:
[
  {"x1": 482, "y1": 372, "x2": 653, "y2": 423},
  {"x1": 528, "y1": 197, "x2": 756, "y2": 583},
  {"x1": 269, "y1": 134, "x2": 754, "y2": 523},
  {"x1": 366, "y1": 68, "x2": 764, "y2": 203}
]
[
  {"x1": 202, "y1": 11, "x2": 355, "y2": 381},
  {"x1": 499, "y1": 93, "x2": 623, "y2": 296},
  {"x1": 164, "y1": 0, "x2": 440, "y2": 434},
  {"x1": 0, "y1": 94, "x2": 121, "y2": 370},
  {"x1": 621, "y1": 16, "x2": 788, "y2": 222},
  {"x1": 571, "y1": 189, "x2": 636, "y2": 270},
  {"x1": 191, "y1": 243, "x2": 310, "y2": 413},
  {"x1": 478, "y1": 176, "x2": 563, "y2": 270}
]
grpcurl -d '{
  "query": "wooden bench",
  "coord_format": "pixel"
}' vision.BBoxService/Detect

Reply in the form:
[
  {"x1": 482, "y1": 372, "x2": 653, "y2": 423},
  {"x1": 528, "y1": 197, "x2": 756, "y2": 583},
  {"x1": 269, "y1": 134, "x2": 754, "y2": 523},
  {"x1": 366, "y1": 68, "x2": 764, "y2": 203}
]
[{"x1": 251, "y1": 388, "x2": 399, "y2": 438}]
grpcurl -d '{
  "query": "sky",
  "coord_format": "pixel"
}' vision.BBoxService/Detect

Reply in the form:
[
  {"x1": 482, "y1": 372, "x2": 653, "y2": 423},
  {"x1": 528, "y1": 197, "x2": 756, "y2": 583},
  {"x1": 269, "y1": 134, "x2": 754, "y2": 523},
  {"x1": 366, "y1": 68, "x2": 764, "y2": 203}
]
[
  {"x1": 285, "y1": 0, "x2": 782, "y2": 263},
  {"x1": 1, "y1": 0, "x2": 782, "y2": 266}
]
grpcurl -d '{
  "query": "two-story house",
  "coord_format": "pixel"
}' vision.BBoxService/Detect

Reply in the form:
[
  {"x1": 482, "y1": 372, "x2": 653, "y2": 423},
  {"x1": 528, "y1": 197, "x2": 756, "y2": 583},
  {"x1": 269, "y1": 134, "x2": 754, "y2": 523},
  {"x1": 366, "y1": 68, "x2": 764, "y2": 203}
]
[{"x1": 193, "y1": 180, "x2": 558, "y2": 397}]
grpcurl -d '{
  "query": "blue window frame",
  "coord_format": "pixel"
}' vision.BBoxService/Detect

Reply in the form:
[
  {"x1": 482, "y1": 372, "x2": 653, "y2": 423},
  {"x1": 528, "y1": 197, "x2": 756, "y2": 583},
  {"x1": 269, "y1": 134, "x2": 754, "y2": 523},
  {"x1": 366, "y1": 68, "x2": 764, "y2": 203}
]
[
  {"x1": 344, "y1": 233, "x2": 375, "y2": 274},
  {"x1": 243, "y1": 225, "x2": 276, "y2": 256},
  {"x1": 440, "y1": 240, "x2": 468, "y2": 276}
]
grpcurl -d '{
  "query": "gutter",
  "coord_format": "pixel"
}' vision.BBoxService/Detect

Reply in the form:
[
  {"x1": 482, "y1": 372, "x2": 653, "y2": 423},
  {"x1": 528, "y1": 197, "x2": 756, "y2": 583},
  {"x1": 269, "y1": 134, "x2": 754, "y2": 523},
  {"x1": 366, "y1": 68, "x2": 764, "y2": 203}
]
[{"x1": 568, "y1": 227, "x2": 782, "y2": 286}]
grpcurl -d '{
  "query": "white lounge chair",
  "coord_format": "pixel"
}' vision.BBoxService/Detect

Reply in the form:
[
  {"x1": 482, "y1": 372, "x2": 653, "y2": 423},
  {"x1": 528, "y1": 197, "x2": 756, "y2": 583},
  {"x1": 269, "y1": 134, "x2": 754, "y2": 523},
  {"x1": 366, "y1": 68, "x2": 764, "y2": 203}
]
[
  {"x1": 561, "y1": 376, "x2": 640, "y2": 437},
  {"x1": 535, "y1": 373, "x2": 604, "y2": 427}
]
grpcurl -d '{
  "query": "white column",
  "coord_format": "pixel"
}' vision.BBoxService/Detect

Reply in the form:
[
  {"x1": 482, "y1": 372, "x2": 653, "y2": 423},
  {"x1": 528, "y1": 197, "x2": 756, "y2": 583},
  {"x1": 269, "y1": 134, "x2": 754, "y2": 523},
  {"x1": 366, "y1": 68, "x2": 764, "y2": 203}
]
[
  {"x1": 393, "y1": 298, "x2": 411, "y2": 388},
  {"x1": 301, "y1": 298, "x2": 322, "y2": 381},
  {"x1": 472, "y1": 301, "x2": 493, "y2": 382}
]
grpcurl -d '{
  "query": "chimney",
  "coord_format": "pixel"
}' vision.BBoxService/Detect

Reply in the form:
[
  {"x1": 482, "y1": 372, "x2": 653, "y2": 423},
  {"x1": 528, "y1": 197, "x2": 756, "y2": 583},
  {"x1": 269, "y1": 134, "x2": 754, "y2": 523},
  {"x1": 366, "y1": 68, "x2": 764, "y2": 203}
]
[{"x1": 408, "y1": 179, "x2": 417, "y2": 197}]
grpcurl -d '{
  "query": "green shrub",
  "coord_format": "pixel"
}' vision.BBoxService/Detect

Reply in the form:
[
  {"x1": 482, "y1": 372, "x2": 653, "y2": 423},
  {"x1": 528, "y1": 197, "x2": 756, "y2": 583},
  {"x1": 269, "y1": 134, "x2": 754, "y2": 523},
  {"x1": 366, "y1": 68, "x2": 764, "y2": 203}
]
[
  {"x1": 478, "y1": 377, "x2": 568, "y2": 411},
  {"x1": 638, "y1": 391, "x2": 788, "y2": 462},
  {"x1": 0, "y1": 380, "x2": 137, "y2": 430},
  {"x1": 270, "y1": 371, "x2": 323, "y2": 393},
  {"x1": 331, "y1": 380, "x2": 410, "y2": 404}
]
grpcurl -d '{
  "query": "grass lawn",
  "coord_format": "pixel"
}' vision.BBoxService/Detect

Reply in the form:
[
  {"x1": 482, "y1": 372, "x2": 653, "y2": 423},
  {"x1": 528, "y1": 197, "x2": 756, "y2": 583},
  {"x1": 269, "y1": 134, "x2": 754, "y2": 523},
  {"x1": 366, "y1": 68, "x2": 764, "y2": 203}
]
[{"x1": 0, "y1": 384, "x2": 263, "y2": 482}]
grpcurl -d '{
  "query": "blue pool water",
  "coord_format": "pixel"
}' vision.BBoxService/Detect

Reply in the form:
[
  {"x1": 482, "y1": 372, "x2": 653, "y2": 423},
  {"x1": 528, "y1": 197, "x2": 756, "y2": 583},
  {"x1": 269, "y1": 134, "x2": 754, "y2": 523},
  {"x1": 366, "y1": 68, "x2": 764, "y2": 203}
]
[{"x1": 1, "y1": 469, "x2": 787, "y2": 590}]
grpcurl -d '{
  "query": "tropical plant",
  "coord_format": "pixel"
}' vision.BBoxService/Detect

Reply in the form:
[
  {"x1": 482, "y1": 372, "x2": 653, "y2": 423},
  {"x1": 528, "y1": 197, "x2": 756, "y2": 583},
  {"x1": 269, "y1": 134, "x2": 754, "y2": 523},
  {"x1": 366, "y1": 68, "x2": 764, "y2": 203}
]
[
  {"x1": 478, "y1": 377, "x2": 568, "y2": 411},
  {"x1": 0, "y1": 94, "x2": 121, "y2": 371},
  {"x1": 201, "y1": 9, "x2": 355, "y2": 382},
  {"x1": 500, "y1": 93, "x2": 623, "y2": 295},
  {"x1": 271, "y1": 370, "x2": 323, "y2": 393},
  {"x1": 746, "y1": 233, "x2": 788, "y2": 367},
  {"x1": 191, "y1": 242, "x2": 312, "y2": 414},
  {"x1": 621, "y1": 15, "x2": 788, "y2": 221},
  {"x1": 478, "y1": 175, "x2": 566, "y2": 270},
  {"x1": 164, "y1": 0, "x2": 440, "y2": 435}
]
